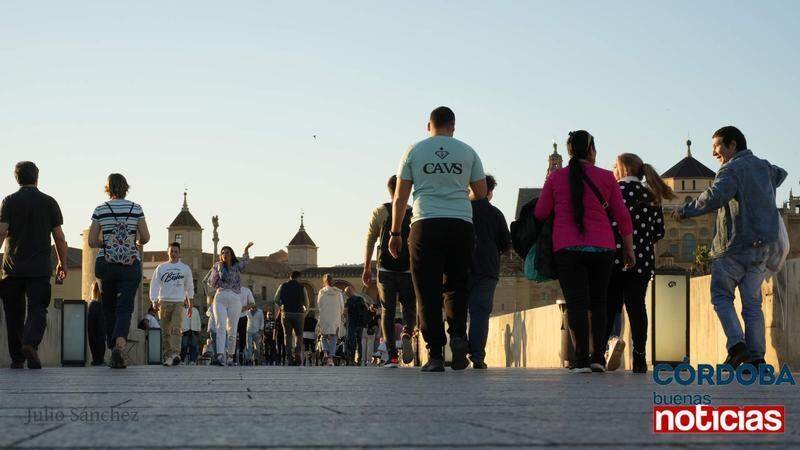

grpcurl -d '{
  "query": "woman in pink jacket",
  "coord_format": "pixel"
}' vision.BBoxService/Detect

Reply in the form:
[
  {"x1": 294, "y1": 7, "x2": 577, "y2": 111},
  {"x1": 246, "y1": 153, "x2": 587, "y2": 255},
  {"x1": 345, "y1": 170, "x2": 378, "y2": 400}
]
[{"x1": 535, "y1": 130, "x2": 635, "y2": 373}]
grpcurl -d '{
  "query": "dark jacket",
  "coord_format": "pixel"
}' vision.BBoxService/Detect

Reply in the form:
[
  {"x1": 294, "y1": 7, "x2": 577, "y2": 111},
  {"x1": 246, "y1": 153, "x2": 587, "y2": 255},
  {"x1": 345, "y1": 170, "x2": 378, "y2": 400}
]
[
  {"x1": 470, "y1": 198, "x2": 511, "y2": 279},
  {"x1": 277, "y1": 280, "x2": 306, "y2": 313}
]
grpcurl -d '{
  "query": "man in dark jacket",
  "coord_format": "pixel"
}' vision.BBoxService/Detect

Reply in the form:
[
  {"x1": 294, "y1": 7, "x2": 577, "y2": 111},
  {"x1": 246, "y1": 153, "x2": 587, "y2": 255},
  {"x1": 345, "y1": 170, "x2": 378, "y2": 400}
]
[
  {"x1": 274, "y1": 271, "x2": 309, "y2": 365},
  {"x1": 467, "y1": 175, "x2": 510, "y2": 368}
]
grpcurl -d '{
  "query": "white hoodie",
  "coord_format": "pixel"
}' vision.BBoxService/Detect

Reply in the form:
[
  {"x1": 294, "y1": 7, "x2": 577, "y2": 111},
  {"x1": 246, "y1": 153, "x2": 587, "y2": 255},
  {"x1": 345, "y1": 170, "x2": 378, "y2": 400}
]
[
  {"x1": 316, "y1": 286, "x2": 344, "y2": 335},
  {"x1": 150, "y1": 261, "x2": 194, "y2": 303}
]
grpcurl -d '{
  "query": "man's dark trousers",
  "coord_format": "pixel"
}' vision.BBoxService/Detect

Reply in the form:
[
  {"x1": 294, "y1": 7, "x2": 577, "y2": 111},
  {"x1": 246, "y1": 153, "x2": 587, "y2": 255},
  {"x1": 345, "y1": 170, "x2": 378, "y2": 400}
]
[
  {"x1": 408, "y1": 218, "x2": 474, "y2": 359},
  {"x1": 1, "y1": 276, "x2": 51, "y2": 363}
]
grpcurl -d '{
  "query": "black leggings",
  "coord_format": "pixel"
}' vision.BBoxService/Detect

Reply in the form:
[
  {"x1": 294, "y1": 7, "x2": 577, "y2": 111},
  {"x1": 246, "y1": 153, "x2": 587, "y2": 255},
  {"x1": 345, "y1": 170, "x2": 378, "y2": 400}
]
[
  {"x1": 605, "y1": 270, "x2": 649, "y2": 354},
  {"x1": 555, "y1": 250, "x2": 614, "y2": 367}
]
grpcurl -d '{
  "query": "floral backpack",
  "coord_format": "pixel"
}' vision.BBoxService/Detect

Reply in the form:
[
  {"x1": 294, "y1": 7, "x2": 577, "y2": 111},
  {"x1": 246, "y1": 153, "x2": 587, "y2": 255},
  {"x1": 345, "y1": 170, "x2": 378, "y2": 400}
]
[{"x1": 103, "y1": 202, "x2": 138, "y2": 265}]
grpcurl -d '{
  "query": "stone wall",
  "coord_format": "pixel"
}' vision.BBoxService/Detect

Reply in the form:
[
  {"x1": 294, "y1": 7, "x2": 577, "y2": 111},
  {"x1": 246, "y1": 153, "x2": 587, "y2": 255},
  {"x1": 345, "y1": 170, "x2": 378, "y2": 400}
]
[{"x1": 483, "y1": 258, "x2": 800, "y2": 369}]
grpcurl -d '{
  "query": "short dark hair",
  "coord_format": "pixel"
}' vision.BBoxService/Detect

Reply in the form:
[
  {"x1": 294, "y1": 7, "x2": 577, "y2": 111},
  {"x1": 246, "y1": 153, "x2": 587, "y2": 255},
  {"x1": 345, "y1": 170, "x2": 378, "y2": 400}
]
[
  {"x1": 430, "y1": 106, "x2": 455, "y2": 129},
  {"x1": 713, "y1": 126, "x2": 747, "y2": 152},
  {"x1": 290, "y1": 271, "x2": 301, "y2": 280},
  {"x1": 14, "y1": 161, "x2": 39, "y2": 185},
  {"x1": 485, "y1": 174, "x2": 497, "y2": 192},
  {"x1": 169, "y1": 242, "x2": 181, "y2": 249},
  {"x1": 387, "y1": 175, "x2": 398, "y2": 196}
]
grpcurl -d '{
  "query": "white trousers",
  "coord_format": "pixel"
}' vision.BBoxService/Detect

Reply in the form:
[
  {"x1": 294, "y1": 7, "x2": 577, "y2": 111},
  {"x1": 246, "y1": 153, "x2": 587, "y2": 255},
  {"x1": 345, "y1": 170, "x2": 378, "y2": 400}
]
[{"x1": 213, "y1": 290, "x2": 242, "y2": 355}]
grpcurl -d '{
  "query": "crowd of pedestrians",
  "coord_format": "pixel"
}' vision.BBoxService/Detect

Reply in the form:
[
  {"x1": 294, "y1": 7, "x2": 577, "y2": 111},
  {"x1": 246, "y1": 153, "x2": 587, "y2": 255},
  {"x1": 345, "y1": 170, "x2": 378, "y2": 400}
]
[{"x1": 0, "y1": 110, "x2": 787, "y2": 374}]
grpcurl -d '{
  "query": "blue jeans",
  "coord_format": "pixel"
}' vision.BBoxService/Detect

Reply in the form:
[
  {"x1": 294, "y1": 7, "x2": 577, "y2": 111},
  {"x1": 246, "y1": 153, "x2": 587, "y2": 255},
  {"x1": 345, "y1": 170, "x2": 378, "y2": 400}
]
[
  {"x1": 244, "y1": 331, "x2": 261, "y2": 361},
  {"x1": 95, "y1": 259, "x2": 142, "y2": 349},
  {"x1": 467, "y1": 276, "x2": 498, "y2": 362},
  {"x1": 181, "y1": 331, "x2": 199, "y2": 362},
  {"x1": 710, "y1": 246, "x2": 769, "y2": 360}
]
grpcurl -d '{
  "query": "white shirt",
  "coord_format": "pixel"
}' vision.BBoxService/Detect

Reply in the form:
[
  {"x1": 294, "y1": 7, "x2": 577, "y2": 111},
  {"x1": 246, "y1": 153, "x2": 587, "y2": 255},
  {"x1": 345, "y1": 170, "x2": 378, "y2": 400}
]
[
  {"x1": 150, "y1": 260, "x2": 194, "y2": 303},
  {"x1": 239, "y1": 286, "x2": 255, "y2": 319},
  {"x1": 182, "y1": 307, "x2": 201, "y2": 332}
]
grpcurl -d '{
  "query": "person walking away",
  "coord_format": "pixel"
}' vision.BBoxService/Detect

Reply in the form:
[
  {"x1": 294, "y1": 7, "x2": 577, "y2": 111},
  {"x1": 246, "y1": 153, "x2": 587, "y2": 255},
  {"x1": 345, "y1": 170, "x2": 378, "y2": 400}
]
[
  {"x1": 389, "y1": 106, "x2": 487, "y2": 372},
  {"x1": 604, "y1": 153, "x2": 673, "y2": 373},
  {"x1": 302, "y1": 311, "x2": 318, "y2": 365},
  {"x1": 673, "y1": 127, "x2": 787, "y2": 368},
  {"x1": 534, "y1": 131, "x2": 635, "y2": 373},
  {"x1": 88, "y1": 173, "x2": 149, "y2": 369},
  {"x1": 344, "y1": 286, "x2": 367, "y2": 365},
  {"x1": 317, "y1": 275, "x2": 344, "y2": 366},
  {"x1": 274, "y1": 271, "x2": 309, "y2": 365},
  {"x1": 361, "y1": 304, "x2": 379, "y2": 366},
  {"x1": 207, "y1": 242, "x2": 253, "y2": 366},
  {"x1": 274, "y1": 307, "x2": 286, "y2": 365},
  {"x1": 362, "y1": 174, "x2": 417, "y2": 368},
  {"x1": 181, "y1": 300, "x2": 201, "y2": 364},
  {"x1": 467, "y1": 174, "x2": 510, "y2": 369},
  {"x1": 244, "y1": 302, "x2": 264, "y2": 365},
  {"x1": 149, "y1": 242, "x2": 194, "y2": 366},
  {"x1": 0, "y1": 161, "x2": 68, "y2": 369},
  {"x1": 87, "y1": 281, "x2": 106, "y2": 366}
]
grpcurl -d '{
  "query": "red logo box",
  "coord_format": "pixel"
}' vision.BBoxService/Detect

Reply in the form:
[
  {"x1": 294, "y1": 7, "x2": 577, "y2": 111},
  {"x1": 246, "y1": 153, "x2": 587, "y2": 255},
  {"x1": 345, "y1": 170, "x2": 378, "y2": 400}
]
[{"x1": 653, "y1": 405, "x2": 785, "y2": 433}]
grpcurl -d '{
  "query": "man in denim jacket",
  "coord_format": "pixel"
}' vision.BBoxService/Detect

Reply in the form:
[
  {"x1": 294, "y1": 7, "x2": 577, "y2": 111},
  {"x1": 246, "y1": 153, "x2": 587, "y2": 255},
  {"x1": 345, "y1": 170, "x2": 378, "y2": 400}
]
[{"x1": 673, "y1": 126, "x2": 787, "y2": 368}]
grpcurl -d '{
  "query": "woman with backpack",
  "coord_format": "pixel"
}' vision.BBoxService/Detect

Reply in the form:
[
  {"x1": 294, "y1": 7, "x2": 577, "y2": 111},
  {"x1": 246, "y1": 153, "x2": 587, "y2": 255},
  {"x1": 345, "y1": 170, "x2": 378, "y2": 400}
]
[
  {"x1": 534, "y1": 131, "x2": 635, "y2": 373},
  {"x1": 316, "y1": 274, "x2": 344, "y2": 366},
  {"x1": 88, "y1": 173, "x2": 150, "y2": 369},
  {"x1": 604, "y1": 153, "x2": 674, "y2": 373},
  {"x1": 207, "y1": 242, "x2": 253, "y2": 366}
]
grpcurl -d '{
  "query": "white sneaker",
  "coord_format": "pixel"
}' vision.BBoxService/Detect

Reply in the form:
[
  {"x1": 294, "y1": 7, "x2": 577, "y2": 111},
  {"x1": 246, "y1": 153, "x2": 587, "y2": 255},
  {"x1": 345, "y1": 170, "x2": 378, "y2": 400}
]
[
  {"x1": 163, "y1": 357, "x2": 173, "y2": 366},
  {"x1": 590, "y1": 363, "x2": 606, "y2": 373},
  {"x1": 568, "y1": 366, "x2": 592, "y2": 374},
  {"x1": 606, "y1": 337, "x2": 625, "y2": 372}
]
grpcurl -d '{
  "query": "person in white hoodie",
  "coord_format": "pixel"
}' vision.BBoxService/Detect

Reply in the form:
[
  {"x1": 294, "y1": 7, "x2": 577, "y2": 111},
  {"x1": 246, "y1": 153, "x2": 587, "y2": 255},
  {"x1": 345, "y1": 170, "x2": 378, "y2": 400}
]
[
  {"x1": 317, "y1": 274, "x2": 345, "y2": 366},
  {"x1": 149, "y1": 242, "x2": 194, "y2": 366}
]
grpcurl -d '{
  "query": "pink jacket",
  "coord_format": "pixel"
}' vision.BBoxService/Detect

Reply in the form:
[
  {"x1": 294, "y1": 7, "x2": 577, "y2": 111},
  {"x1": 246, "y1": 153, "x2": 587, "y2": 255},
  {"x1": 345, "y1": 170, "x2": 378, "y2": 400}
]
[{"x1": 534, "y1": 164, "x2": 633, "y2": 252}]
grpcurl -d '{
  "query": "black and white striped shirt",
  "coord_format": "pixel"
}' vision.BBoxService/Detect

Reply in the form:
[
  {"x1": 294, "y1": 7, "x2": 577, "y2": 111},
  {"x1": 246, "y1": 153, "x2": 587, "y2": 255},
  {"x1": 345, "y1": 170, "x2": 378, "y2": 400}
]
[{"x1": 91, "y1": 199, "x2": 145, "y2": 259}]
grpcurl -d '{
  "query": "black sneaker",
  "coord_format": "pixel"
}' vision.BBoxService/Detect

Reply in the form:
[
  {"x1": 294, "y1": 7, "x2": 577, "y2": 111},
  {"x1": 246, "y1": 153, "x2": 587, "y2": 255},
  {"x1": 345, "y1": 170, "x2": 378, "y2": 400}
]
[
  {"x1": 401, "y1": 333, "x2": 415, "y2": 365},
  {"x1": 172, "y1": 355, "x2": 182, "y2": 366},
  {"x1": 632, "y1": 351, "x2": 648, "y2": 374},
  {"x1": 22, "y1": 345, "x2": 42, "y2": 369},
  {"x1": 109, "y1": 348, "x2": 126, "y2": 369},
  {"x1": 472, "y1": 361, "x2": 488, "y2": 369},
  {"x1": 450, "y1": 336, "x2": 469, "y2": 371},
  {"x1": 421, "y1": 357, "x2": 445, "y2": 372},
  {"x1": 723, "y1": 342, "x2": 749, "y2": 369},
  {"x1": 10, "y1": 361, "x2": 24, "y2": 369},
  {"x1": 750, "y1": 358, "x2": 767, "y2": 366}
]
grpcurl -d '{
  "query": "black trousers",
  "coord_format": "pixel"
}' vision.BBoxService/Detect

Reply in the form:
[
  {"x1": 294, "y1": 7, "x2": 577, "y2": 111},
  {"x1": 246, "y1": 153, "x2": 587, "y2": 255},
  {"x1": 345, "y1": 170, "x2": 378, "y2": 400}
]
[
  {"x1": 408, "y1": 218, "x2": 474, "y2": 359},
  {"x1": 87, "y1": 300, "x2": 106, "y2": 364},
  {"x1": 605, "y1": 270, "x2": 650, "y2": 355},
  {"x1": 555, "y1": 250, "x2": 614, "y2": 367},
  {"x1": 0, "y1": 276, "x2": 51, "y2": 363}
]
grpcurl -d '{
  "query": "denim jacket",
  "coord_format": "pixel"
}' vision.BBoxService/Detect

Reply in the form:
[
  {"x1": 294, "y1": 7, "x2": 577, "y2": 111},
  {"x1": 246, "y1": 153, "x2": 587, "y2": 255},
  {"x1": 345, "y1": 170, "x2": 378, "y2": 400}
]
[{"x1": 679, "y1": 149, "x2": 787, "y2": 258}]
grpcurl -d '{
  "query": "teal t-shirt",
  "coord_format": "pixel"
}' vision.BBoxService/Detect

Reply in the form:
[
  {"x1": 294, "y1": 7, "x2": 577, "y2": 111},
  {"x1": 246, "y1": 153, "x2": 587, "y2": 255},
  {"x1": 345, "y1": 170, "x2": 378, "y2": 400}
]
[{"x1": 397, "y1": 135, "x2": 485, "y2": 224}]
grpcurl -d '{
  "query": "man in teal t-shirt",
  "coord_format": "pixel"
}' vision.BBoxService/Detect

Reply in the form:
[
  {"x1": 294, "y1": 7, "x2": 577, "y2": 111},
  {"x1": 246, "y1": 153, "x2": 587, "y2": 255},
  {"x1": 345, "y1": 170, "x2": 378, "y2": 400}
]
[{"x1": 388, "y1": 106, "x2": 487, "y2": 372}]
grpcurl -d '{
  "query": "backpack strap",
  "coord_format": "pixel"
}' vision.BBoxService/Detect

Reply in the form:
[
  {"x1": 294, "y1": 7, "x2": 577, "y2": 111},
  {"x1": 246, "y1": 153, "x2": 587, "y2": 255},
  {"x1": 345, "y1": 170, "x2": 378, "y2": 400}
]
[{"x1": 582, "y1": 173, "x2": 617, "y2": 228}]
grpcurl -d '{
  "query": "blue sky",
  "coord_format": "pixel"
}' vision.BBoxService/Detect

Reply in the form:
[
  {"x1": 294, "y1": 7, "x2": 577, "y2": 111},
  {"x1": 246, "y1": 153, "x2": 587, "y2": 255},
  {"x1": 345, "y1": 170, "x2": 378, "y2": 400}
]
[{"x1": 1, "y1": 1, "x2": 798, "y2": 265}]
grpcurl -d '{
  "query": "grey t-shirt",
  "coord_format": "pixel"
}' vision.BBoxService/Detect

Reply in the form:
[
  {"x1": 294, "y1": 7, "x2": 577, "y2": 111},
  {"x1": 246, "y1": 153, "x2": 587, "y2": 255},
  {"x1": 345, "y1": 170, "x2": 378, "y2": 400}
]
[{"x1": 397, "y1": 136, "x2": 485, "y2": 224}]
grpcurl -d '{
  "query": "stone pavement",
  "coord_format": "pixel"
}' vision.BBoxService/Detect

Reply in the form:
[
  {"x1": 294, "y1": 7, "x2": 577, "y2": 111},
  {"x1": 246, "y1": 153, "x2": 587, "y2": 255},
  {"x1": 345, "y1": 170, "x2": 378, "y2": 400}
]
[{"x1": 0, "y1": 365, "x2": 798, "y2": 449}]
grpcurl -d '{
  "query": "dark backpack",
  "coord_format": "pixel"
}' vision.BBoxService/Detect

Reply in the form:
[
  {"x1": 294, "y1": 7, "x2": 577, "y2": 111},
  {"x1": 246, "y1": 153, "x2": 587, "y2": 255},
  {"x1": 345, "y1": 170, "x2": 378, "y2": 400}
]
[
  {"x1": 510, "y1": 198, "x2": 540, "y2": 260},
  {"x1": 378, "y1": 203, "x2": 412, "y2": 272}
]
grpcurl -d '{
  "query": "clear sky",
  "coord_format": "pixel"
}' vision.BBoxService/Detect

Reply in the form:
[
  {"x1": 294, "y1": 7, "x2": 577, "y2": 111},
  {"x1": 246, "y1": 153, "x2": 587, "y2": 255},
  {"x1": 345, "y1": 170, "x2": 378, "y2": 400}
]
[{"x1": 1, "y1": 1, "x2": 798, "y2": 266}]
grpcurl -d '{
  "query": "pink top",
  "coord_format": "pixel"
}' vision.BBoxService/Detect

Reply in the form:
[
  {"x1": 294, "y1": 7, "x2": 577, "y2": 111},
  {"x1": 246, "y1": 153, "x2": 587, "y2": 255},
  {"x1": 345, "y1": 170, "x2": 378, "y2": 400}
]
[{"x1": 534, "y1": 164, "x2": 633, "y2": 252}]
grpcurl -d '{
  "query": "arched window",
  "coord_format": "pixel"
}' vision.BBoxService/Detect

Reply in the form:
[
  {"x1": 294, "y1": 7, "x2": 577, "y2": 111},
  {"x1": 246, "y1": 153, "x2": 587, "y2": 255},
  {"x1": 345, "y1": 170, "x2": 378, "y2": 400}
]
[{"x1": 682, "y1": 233, "x2": 697, "y2": 258}]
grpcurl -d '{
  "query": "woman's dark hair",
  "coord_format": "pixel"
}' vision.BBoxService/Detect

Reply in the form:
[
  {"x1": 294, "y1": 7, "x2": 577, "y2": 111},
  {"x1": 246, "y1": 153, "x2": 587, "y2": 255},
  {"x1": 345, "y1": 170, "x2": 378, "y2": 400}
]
[
  {"x1": 219, "y1": 246, "x2": 239, "y2": 266},
  {"x1": 566, "y1": 130, "x2": 595, "y2": 234},
  {"x1": 105, "y1": 173, "x2": 130, "y2": 199}
]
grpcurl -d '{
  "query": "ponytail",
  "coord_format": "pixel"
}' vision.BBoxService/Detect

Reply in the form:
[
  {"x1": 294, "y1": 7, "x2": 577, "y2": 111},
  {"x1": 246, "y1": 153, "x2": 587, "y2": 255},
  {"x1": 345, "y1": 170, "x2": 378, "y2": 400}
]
[
  {"x1": 566, "y1": 130, "x2": 595, "y2": 234},
  {"x1": 617, "y1": 153, "x2": 676, "y2": 204},
  {"x1": 641, "y1": 163, "x2": 676, "y2": 204}
]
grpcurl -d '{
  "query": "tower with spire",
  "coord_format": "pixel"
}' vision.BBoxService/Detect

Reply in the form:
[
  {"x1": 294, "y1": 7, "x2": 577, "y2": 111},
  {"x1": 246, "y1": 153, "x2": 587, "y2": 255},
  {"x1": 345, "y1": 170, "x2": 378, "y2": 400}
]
[
  {"x1": 287, "y1": 213, "x2": 318, "y2": 270},
  {"x1": 168, "y1": 190, "x2": 203, "y2": 269},
  {"x1": 547, "y1": 140, "x2": 563, "y2": 178}
]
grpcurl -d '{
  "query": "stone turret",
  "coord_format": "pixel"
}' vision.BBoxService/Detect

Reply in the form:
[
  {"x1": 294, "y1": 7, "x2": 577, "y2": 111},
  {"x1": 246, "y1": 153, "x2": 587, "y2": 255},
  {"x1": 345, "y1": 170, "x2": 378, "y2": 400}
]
[{"x1": 287, "y1": 214, "x2": 318, "y2": 270}]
